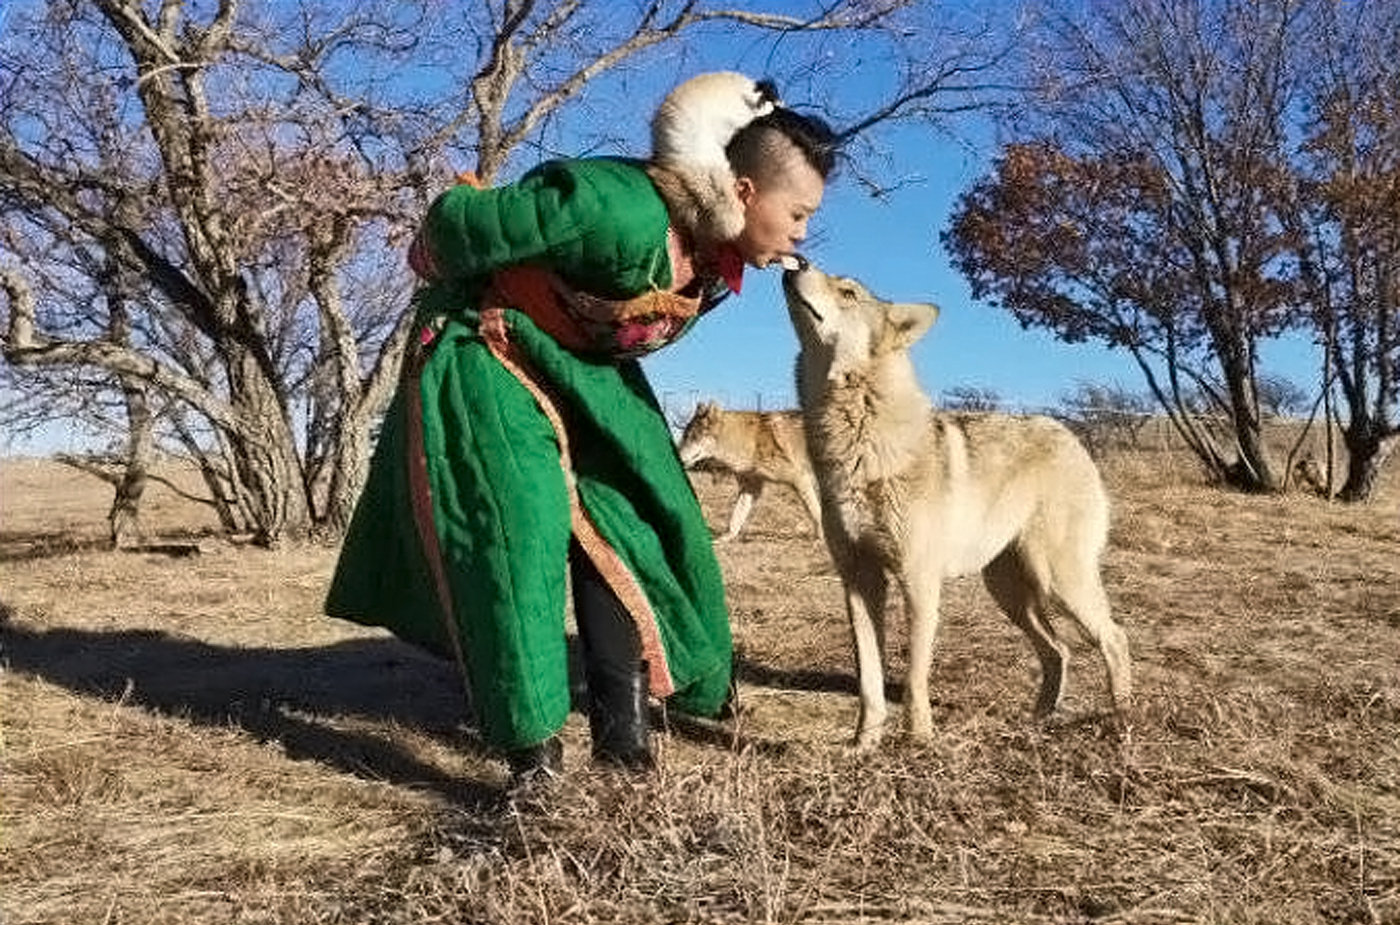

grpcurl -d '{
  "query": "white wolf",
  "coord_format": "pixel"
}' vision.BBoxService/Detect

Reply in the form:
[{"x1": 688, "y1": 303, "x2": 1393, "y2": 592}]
[
  {"x1": 677, "y1": 402, "x2": 822, "y2": 542},
  {"x1": 783, "y1": 261, "x2": 1133, "y2": 750}
]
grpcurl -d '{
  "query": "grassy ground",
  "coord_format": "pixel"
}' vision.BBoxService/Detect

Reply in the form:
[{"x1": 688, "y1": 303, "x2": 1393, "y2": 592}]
[{"x1": 2, "y1": 449, "x2": 1398, "y2": 924}]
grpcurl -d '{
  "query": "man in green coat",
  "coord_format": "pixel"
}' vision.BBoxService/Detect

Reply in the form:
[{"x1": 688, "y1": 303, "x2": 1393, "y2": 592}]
[{"x1": 326, "y1": 78, "x2": 836, "y2": 786}]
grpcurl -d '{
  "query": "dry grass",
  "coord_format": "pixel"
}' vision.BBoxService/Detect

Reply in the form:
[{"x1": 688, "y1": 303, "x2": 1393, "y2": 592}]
[{"x1": 2, "y1": 448, "x2": 1399, "y2": 924}]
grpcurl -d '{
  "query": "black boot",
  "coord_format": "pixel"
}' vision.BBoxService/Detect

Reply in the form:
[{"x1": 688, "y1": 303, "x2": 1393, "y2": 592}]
[
  {"x1": 571, "y1": 542, "x2": 654, "y2": 770},
  {"x1": 586, "y1": 659, "x2": 655, "y2": 769},
  {"x1": 715, "y1": 651, "x2": 742, "y2": 722},
  {"x1": 505, "y1": 736, "x2": 563, "y2": 791}
]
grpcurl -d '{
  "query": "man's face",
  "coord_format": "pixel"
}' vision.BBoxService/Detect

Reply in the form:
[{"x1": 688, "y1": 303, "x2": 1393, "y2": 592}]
[{"x1": 733, "y1": 153, "x2": 825, "y2": 269}]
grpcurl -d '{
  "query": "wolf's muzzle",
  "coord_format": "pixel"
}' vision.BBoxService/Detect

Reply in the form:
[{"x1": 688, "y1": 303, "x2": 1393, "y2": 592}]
[{"x1": 781, "y1": 257, "x2": 823, "y2": 323}]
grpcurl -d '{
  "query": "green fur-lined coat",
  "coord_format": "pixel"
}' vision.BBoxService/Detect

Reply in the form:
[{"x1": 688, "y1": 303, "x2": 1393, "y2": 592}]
[{"x1": 325, "y1": 158, "x2": 733, "y2": 750}]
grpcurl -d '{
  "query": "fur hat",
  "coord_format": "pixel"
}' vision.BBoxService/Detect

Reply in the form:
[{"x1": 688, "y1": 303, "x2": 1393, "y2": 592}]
[{"x1": 646, "y1": 71, "x2": 780, "y2": 246}]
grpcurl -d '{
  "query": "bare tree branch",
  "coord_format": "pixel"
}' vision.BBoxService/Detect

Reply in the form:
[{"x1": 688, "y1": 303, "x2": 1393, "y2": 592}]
[{"x1": 3, "y1": 269, "x2": 238, "y2": 434}]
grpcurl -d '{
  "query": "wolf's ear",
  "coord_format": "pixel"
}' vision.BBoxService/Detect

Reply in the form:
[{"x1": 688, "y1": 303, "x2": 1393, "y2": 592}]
[{"x1": 886, "y1": 301, "x2": 940, "y2": 349}]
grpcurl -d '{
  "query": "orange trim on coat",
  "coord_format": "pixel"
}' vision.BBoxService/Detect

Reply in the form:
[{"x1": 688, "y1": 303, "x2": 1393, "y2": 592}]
[
  {"x1": 485, "y1": 265, "x2": 593, "y2": 352},
  {"x1": 401, "y1": 340, "x2": 476, "y2": 707},
  {"x1": 478, "y1": 308, "x2": 676, "y2": 698}
]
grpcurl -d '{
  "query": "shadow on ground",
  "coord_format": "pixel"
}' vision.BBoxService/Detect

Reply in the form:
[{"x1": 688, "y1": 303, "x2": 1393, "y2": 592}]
[
  {"x1": 735, "y1": 653, "x2": 903, "y2": 703},
  {"x1": 1, "y1": 622, "x2": 895, "y2": 801},
  {"x1": 1, "y1": 622, "x2": 503, "y2": 808}
]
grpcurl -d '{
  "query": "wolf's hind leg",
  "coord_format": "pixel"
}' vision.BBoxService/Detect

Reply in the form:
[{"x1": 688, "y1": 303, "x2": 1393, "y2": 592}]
[
  {"x1": 1051, "y1": 558, "x2": 1132, "y2": 713},
  {"x1": 983, "y1": 548, "x2": 1068, "y2": 717}
]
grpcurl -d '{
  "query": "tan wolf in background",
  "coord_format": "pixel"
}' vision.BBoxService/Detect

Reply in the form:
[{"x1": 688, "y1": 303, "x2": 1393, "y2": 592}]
[
  {"x1": 783, "y1": 260, "x2": 1133, "y2": 750},
  {"x1": 677, "y1": 403, "x2": 823, "y2": 542}
]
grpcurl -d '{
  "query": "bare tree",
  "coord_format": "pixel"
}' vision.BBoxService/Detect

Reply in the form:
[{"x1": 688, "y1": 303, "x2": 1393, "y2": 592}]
[
  {"x1": 944, "y1": 140, "x2": 1279, "y2": 488},
  {"x1": 1255, "y1": 373, "x2": 1308, "y2": 419},
  {"x1": 1, "y1": 0, "x2": 422, "y2": 544},
  {"x1": 1, "y1": 0, "x2": 1016, "y2": 544},
  {"x1": 945, "y1": 0, "x2": 1312, "y2": 491},
  {"x1": 1282, "y1": 0, "x2": 1400, "y2": 501},
  {"x1": 1058, "y1": 380, "x2": 1153, "y2": 454},
  {"x1": 941, "y1": 385, "x2": 1002, "y2": 411}
]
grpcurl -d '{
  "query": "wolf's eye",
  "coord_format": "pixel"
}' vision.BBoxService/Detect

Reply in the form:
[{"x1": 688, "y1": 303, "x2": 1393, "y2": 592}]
[{"x1": 838, "y1": 286, "x2": 858, "y2": 301}]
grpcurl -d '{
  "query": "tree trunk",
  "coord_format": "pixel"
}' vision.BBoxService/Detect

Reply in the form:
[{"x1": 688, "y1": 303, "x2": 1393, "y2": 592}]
[
  {"x1": 1337, "y1": 426, "x2": 1398, "y2": 502},
  {"x1": 224, "y1": 348, "x2": 310, "y2": 546},
  {"x1": 303, "y1": 215, "x2": 396, "y2": 539},
  {"x1": 1229, "y1": 416, "x2": 1280, "y2": 493},
  {"x1": 314, "y1": 310, "x2": 415, "y2": 538},
  {"x1": 107, "y1": 237, "x2": 153, "y2": 548},
  {"x1": 318, "y1": 413, "x2": 372, "y2": 538},
  {"x1": 110, "y1": 381, "x2": 154, "y2": 548},
  {"x1": 1221, "y1": 353, "x2": 1281, "y2": 493}
]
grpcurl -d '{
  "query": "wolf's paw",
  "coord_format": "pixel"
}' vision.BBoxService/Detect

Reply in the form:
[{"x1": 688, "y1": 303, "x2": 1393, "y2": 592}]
[
  {"x1": 907, "y1": 705, "x2": 935, "y2": 743},
  {"x1": 848, "y1": 727, "x2": 884, "y2": 754}
]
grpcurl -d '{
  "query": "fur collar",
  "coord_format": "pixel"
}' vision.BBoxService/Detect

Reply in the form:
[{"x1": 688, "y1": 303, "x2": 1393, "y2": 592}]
[{"x1": 644, "y1": 161, "x2": 745, "y2": 250}]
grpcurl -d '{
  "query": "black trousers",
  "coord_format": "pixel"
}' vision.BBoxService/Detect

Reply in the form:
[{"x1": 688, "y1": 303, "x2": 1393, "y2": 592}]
[
  {"x1": 567, "y1": 540, "x2": 654, "y2": 766},
  {"x1": 569, "y1": 539, "x2": 643, "y2": 689}
]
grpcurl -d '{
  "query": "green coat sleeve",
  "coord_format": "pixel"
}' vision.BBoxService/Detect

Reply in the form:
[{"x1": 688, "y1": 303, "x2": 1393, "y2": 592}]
[{"x1": 420, "y1": 158, "x2": 675, "y2": 300}]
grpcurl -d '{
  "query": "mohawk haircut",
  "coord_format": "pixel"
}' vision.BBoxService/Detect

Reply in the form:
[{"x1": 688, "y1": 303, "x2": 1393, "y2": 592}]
[{"x1": 726, "y1": 108, "x2": 839, "y2": 186}]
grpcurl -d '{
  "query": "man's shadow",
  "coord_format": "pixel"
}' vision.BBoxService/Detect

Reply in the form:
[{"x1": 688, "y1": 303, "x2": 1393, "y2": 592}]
[
  {"x1": 1, "y1": 621, "x2": 504, "y2": 808},
  {"x1": 1, "y1": 620, "x2": 884, "y2": 800}
]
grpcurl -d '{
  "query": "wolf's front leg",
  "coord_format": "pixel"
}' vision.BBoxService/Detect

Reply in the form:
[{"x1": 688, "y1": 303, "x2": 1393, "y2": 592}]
[
  {"x1": 720, "y1": 476, "x2": 764, "y2": 542},
  {"x1": 795, "y1": 475, "x2": 825, "y2": 541},
  {"x1": 901, "y1": 574, "x2": 944, "y2": 743},
  {"x1": 721, "y1": 489, "x2": 756, "y2": 542},
  {"x1": 844, "y1": 559, "x2": 889, "y2": 751}
]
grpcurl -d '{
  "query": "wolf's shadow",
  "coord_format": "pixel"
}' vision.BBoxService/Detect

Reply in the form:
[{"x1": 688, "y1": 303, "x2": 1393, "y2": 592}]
[
  {"x1": 1, "y1": 622, "x2": 505, "y2": 807},
  {"x1": 734, "y1": 655, "x2": 904, "y2": 703}
]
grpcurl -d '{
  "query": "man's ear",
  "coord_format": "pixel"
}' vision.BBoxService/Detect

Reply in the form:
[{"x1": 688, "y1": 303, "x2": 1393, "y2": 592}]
[
  {"x1": 886, "y1": 301, "x2": 940, "y2": 349},
  {"x1": 734, "y1": 175, "x2": 758, "y2": 207}
]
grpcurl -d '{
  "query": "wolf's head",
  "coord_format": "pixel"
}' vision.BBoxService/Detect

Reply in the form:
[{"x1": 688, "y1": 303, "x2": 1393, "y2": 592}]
[
  {"x1": 782, "y1": 262, "x2": 939, "y2": 384},
  {"x1": 677, "y1": 400, "x2": 725, "y2": 468}
]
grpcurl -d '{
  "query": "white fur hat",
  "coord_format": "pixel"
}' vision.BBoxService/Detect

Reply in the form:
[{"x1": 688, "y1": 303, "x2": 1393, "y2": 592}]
[
  {"x1": 647, "y1": 72, "x2": 781, "y2": 244},
  {"x1": 650, "y1": 71, "x2": 780, "y2": 171}
]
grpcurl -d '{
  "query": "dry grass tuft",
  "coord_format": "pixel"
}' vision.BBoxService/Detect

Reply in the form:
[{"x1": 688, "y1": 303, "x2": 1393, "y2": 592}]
[{"x1": 3, "y1": 449, "x2": 1399, "y2": 923}]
